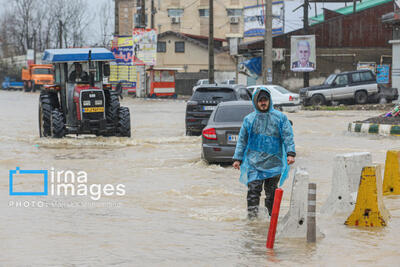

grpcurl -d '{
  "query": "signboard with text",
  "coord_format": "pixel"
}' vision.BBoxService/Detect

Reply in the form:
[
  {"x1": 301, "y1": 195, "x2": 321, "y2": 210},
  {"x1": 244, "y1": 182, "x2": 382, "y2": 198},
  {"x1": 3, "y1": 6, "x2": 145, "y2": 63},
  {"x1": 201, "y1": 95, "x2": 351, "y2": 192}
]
[
  {"x1": 132, "y1": 28, "x2": 157, "y2": 66},
  {"x1": 376, "y1": 65, "x2": 390, "y2": 84},
  {"x1": 110, "y1": 36, "x2": 137, "y2": 90},
  {"x1": 243, "y1": 2, "x2": 284, "y2": 37}
]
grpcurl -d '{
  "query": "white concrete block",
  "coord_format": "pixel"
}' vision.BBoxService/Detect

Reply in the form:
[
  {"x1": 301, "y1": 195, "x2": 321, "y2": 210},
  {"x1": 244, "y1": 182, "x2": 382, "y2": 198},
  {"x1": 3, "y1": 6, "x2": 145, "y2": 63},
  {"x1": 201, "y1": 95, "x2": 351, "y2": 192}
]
[
  {"x1": 278, "y1": 167, "x2": 323, "y2": 238},
  {"x1": 321, "y1": 152, "x2": 372, "y2": 215},
  {"x1": 361, "y1": 123, "x2": 370, "y2": 133}
]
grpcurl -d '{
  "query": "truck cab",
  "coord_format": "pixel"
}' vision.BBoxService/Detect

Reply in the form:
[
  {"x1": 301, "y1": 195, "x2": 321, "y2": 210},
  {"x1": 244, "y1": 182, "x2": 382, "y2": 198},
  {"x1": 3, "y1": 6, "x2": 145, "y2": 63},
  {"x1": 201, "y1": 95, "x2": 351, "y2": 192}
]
[{"x1": 21, "y1": 64, "x2": 54, "y2": 92}]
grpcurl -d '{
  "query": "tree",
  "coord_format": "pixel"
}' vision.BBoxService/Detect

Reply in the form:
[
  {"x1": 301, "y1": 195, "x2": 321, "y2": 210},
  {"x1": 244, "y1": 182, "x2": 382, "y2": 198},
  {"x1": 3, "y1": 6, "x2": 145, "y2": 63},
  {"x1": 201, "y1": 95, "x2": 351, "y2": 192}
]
[
  {"x1": 98, "y1": 1, "x2": 113, "y2": 48},
  {"x1": 0, "y1": 0, "x2": 92, "y2": 56}
]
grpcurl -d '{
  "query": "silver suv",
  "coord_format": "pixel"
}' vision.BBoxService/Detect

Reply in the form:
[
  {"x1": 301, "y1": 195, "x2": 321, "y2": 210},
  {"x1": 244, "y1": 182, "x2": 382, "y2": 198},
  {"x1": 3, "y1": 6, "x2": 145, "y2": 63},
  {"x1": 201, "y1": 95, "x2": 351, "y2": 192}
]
[{"x1": 300, "y1": 70, "x2": 380, "y2": 106}]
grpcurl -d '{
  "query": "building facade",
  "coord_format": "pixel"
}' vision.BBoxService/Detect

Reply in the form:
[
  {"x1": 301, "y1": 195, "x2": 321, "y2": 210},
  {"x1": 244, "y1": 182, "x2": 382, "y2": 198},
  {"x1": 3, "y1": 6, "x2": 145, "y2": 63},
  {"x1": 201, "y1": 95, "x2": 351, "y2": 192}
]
[
  {"x1": 237, "y1": 0, "x2": 394, "y2": 89},
  {"x1": 157, "y1": 31, "x2": 235, "y2": 72},
  {"x1": 116, "y1": 0, "x2": 274, "y2": 40}
]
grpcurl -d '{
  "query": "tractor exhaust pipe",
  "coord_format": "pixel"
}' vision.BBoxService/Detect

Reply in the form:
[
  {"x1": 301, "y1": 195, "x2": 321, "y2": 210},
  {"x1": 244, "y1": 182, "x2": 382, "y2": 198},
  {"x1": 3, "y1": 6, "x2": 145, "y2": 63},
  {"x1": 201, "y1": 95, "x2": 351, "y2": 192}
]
[{"x1": 88, "y1": 50, "x2": 95, "y2": 87}]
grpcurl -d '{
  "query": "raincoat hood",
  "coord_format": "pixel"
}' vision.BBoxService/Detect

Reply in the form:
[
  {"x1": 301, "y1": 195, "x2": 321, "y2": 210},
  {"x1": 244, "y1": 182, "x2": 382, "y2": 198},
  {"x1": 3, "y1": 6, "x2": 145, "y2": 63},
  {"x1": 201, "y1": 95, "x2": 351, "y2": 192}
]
[{"x1": 252, "y1": 87, "x2": 274, "y2": 113}]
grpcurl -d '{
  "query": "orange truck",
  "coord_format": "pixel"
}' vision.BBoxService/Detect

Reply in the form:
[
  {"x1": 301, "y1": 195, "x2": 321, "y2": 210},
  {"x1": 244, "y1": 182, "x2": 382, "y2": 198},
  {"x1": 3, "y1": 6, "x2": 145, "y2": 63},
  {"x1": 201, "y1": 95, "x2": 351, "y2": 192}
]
[{"x1": 21, "y1": 64, "x2": 54, "y2": 92}]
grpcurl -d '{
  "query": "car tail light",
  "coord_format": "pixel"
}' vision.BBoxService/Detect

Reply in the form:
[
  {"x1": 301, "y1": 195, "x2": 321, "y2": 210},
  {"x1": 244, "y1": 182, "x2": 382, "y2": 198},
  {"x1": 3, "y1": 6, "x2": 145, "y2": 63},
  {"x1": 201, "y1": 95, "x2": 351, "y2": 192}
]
[
  {"x1": 203, "y1": 128, "x2": 217, "y2": 140},
  {"x1": 289, "y1": 95, "x2": 294, "y2": 101}
]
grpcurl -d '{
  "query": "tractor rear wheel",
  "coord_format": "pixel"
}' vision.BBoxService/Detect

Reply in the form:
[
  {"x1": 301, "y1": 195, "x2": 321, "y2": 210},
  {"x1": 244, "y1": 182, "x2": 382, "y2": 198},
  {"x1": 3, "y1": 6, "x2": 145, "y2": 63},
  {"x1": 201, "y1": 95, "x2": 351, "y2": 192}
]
[
  {"x1": 117, "y1": 107, "x2": 131, "y2": 137},
  {"x1": 38, "y1": 93, "x2": 53, "y2": 137},
  {"x1": 51, "y1": 109, "x2": 65, "y2": 138}
]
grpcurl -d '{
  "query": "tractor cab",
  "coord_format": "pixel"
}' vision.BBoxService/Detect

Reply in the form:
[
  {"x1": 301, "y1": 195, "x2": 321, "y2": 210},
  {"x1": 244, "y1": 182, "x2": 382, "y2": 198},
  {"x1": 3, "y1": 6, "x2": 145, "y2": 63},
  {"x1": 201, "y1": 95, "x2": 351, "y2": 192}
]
[{"x1": 39, "y1": 48, "x2": 130, "y2": 138}]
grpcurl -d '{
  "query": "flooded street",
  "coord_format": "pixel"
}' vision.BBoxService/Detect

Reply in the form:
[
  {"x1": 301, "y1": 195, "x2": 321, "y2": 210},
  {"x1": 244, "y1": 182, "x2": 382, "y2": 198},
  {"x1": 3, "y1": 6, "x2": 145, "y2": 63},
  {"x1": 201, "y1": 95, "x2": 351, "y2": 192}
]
[{"x1": 0, "y1": 90, "x2": 399, "y2": 266}]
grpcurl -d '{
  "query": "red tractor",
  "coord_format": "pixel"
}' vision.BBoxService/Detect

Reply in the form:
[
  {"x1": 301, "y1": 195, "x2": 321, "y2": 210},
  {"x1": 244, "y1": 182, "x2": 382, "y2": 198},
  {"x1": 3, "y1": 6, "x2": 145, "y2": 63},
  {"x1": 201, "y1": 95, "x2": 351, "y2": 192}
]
[{"x1": 39, "y1": 48, "x2": 130, "y2": 138}]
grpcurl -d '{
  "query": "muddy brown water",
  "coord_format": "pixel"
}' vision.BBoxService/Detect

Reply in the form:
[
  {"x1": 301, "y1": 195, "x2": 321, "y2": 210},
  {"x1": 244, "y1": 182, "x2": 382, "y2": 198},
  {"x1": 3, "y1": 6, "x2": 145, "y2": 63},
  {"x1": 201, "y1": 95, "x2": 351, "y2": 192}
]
[{"x1": 0, "y1": 91, "x2": 399, "y2": 266}]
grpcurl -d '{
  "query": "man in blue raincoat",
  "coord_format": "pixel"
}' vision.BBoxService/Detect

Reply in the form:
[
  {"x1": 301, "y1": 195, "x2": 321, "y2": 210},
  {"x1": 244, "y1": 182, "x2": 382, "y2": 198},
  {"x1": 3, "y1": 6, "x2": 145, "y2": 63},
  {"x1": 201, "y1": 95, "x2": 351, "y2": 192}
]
[{"x1": 233, "y1": 87, "x2": 296, "y2": 219}]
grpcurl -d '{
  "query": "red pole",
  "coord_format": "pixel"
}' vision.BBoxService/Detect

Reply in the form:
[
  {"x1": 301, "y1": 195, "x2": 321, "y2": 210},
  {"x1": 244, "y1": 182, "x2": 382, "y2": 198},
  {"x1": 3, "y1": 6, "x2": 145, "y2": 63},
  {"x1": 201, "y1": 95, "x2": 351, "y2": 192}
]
[{"x1": 266, "y1": 188, "x2": 284, "y2": 249}]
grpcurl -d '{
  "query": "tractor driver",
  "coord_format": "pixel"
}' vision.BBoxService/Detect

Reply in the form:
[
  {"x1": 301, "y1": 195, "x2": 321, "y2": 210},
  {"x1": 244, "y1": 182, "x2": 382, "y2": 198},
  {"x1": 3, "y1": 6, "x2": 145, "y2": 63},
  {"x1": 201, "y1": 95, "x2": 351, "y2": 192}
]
[{"x1": 69, "y1": 63, "x2": 89, "y2": 82}]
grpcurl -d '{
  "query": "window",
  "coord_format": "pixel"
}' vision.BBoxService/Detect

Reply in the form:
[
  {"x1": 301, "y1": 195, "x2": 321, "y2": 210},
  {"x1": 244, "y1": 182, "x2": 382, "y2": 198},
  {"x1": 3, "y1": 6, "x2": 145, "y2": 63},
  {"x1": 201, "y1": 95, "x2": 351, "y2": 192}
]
[
  {"x1": 239, "y1": 88, "x2": 251, "y2": 100},
  {"x1": 324, "y1": 74, "x2": 336, "y2": 85},
  {"x1": 175, "y1": 41, "x2": 185, "y2": 53},
  {"x1": 157, "y1": 41, "x2": 166, "y2": 53},
  {"x1": 161, "y1": 71, "x2": 174, "y2": 82},
  {"x1": 360, "y1": 71, "x2": 374, "y2": 82},
  {"x1": 351, "y1": 73, "x2": 361, "y2": 83},
  {"x1": 227, "y1": 9, "x2": 242, "y2": 16},
  {"x1": 154, "y1": 70, "x2": 174, "y2": 82},
  {"x1": 214, "y1": 105, "x2": 254, "y2": 122},
  {"x1": 168, "y1": 9, "x2": 184, "y2": 17},
  {"x1": 33, "y1": 68, "x2": 53, "y2": 75},
  {"x1": 335, "y1": 75, "x2": 348, "y2": 86},
  {"x1": 192, "y1": 88, "x2": 236, "y2": 101},
  {"x1": 199, "y1": 9, "x2": 209, "y2": 17},
  {"x1": 154, "y1": 71, "x2": 161, "y2": 82}
]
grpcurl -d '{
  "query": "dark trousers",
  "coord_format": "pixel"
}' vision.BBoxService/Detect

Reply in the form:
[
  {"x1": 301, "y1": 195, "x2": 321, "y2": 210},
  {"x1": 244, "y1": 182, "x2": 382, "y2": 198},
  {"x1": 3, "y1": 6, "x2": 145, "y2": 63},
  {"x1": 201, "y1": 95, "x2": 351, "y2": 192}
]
[{"x1": 247, "y1": 175, "x2": 280, "y2": 218}]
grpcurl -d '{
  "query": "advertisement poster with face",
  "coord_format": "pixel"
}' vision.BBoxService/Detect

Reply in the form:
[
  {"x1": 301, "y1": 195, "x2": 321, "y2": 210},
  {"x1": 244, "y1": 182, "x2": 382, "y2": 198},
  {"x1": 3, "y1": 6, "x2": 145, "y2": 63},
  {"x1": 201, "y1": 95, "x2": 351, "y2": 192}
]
[{"x1": 291, "y1": 35, "x2": 316, "y2": 72}]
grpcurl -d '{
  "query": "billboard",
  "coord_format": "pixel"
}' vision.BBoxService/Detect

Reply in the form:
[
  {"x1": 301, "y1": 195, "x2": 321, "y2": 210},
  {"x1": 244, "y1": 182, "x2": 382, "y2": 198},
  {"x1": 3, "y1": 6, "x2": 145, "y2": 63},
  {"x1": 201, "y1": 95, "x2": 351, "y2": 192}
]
[
  {"x1": 376, "y1": 65, "x2": 390, "y2": 84},
  {"x1": 132, "y1": 28, "x2": 157, "y2": 66},
  {"x1": 357, "y1": 62, "x2": 376, "y2": 73},
  {"x1": 290, "y1": 35, "x2": 316, "y2": 72},
  {"x1": 110, "y1": 36, "x2": 137, "y2": 91},
  {"x1": 243, "y1": 1, "x2": 284, "y2": 37},
  {"x1": 27, "y1": 49, "x2": 34, "y2": 66}
]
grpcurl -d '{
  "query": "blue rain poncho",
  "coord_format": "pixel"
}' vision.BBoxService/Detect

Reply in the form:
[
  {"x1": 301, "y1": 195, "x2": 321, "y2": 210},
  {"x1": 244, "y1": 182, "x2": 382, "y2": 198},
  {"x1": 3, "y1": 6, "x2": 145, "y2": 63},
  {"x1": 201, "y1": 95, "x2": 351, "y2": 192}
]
[{"x1": 233, "y1": 87, "x2": 295, "y2": 186}]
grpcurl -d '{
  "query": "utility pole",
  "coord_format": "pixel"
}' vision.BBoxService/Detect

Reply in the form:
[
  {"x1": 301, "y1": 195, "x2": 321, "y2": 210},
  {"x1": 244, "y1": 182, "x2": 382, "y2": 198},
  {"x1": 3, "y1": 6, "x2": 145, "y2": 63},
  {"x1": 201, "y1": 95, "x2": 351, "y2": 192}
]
[
  {"x1": 151, "y1": 0, "x2": 155, "y2": 29},
  {"x1": 33, "y1": 31, "x2": 36, "y2": 64},
  {"x1": 353, "y1": 0, "x2": 356, "y2": 14},
  {"x1": 263, "y1": 0, "x2": 273, "y2": 84},
  {"x1": 303, "y1": 0, "x2": 309, "y2": 88},
  {"x1": 208, "y1": 0, "x2": 215, "y2": 84},
  {"x1": 115, "y1": 0, "x2": 119, "y2": 35},
  {"x1": 140, "y1": 0, "x2": 146, "y2": 28},
  {"x1": 58, "y1": 20, "x2": 63, "y2": 49}
]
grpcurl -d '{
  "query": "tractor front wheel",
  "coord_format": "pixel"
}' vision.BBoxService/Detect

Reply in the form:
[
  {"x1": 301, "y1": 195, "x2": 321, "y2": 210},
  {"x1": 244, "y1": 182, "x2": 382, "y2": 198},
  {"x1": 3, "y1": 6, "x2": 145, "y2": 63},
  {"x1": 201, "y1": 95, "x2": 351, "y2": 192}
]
[
  {"x1": 38, "y1": 94, "x2": 53, "y2": 137},
  {"x1": 106, "y1": 91, "x2": 120, "y2": 123},
  {"x1": 51, "y1": 109, "x2": 65, "y2": 138},
  {"x1": 117, "y1": 107, "x2": 131, "y2": 137}
]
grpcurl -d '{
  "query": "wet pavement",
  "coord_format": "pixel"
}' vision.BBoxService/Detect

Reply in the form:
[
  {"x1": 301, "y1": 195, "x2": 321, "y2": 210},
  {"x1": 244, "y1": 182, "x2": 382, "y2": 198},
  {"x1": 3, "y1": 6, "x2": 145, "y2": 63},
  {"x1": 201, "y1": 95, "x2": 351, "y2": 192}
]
[{"x1": 0, "y1": 90, "x2": 399, "y2": 266}]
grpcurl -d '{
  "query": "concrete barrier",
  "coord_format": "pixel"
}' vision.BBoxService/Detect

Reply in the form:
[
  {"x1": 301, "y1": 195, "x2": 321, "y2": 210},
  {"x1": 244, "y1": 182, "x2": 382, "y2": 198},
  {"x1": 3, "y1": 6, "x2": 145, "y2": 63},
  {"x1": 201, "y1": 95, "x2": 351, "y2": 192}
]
[
  {"x1": 348, "y1": 122, "x2": 400, "y2": 136},
  {"x1": 345, "y1": 165, "x2": 390, "y2": 227},
  {"x1": 278, "y1": 168, "x2": 323, "y2": 238},
  {"x1": 383, "y1": 150, "x2": 400, "y2": 195},
  {"x1": 321, "y1": 152, "x2": 372, "y2": 215}
]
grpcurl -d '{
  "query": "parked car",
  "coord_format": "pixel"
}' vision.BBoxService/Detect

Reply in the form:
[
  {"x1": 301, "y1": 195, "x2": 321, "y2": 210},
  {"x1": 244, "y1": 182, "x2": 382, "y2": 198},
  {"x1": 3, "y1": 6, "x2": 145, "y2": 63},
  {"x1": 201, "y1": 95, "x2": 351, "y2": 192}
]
[
  {"x1": 185, "y1": 84, "x2": 251, "y2": 135},
  {"x1": 195, "y1": 79, "x2": 209, "y2": 86},
  {"x1": 299, "y1": 69, "x2": 398, "y2": 106},
  {"x1": 201, "y1": 101, "x2": 254, "y2": 164},
  {"x1": 247, "y1": 85, "x2": 301, "y2": 112},
  {"x1": 221, "y1": 79, "x2": 236, "y2": 85}
]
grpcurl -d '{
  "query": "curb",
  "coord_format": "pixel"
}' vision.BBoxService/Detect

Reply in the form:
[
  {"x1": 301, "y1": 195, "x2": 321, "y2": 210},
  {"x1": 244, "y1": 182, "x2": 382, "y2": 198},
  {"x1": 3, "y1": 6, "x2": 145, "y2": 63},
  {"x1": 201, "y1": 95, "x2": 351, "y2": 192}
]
[{"x1": 348, "y1": 122, "x2": 400, "y2": 136}]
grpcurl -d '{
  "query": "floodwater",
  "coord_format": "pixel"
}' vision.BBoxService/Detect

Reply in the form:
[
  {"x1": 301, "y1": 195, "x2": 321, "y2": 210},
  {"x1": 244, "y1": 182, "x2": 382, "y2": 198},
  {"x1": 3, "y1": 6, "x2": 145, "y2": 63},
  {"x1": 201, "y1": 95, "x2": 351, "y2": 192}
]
[{"x1": 0, "y1": 90, "x2": 399, "y2": 266}]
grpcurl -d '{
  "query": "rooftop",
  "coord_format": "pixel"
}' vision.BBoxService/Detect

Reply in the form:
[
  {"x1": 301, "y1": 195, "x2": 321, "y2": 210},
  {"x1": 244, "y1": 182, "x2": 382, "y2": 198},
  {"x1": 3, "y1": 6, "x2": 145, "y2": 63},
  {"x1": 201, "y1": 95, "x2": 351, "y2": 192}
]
[{"x1": 309, "y1": 0, "x2": 393, "y2": 25}]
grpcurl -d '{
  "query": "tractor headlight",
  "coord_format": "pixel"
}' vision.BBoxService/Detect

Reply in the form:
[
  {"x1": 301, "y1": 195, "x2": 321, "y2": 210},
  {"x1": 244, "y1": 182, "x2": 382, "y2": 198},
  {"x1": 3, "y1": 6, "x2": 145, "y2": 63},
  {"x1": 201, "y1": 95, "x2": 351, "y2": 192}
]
[
  {"x1": 83, "y1": 100, "x2": 91, "y2": 106},
  {"x1": 95, "y1": 100, "x2": 103, "y2": 106}
]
